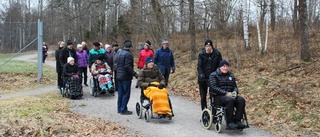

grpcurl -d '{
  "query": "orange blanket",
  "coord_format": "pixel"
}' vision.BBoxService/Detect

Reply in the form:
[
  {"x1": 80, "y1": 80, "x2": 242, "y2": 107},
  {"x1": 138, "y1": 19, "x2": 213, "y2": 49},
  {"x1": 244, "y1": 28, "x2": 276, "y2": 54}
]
[{"x1": 144, "y1": 87, "x2": 172, "y2": 116}]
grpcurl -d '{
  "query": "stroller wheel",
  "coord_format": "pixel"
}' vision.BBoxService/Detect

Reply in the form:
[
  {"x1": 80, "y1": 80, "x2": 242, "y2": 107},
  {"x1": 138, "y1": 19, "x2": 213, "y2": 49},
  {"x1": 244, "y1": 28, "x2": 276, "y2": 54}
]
[
  {"x1": 136, "y1": 102, "x2": 143, "y2": 119},
  {"x1": 201, "y1": 108, "x2": 213, "y2": 130}
]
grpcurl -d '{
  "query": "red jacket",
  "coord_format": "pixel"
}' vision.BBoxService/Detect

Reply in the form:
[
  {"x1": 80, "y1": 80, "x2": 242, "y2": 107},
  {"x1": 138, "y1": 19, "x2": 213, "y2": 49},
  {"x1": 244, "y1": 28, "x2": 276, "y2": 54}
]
[{"x1": 137, "y1": 48, "x2": 154, "y2": 69}]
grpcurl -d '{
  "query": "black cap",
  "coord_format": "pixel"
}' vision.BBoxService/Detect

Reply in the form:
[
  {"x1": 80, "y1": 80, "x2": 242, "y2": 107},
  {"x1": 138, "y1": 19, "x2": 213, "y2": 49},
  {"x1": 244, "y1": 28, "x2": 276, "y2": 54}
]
[
  {"x1": 112, "y1": 43, "x2": 119, "y2": 47},
  {"x1": 204, "y1": 39, "x2": 213, "y2": 47},
  {"x1": 145, "y1": 40, "x2": 151, "y2": 47},
  {"x1": 97, "y1": 55, "x2": 105, "y2": 61},
  {"x1": 93, "y1": 42, "x2": 101, "y2": 47},
  {"x1": 124, "y1": 41, "x2": 132, "y2": 48},
  {"x1": 219, "y1": 60, "x2": 229, "y2": 68},
  {"x1": 67, "y1": 40, "x2": 73, "y2": 45}
]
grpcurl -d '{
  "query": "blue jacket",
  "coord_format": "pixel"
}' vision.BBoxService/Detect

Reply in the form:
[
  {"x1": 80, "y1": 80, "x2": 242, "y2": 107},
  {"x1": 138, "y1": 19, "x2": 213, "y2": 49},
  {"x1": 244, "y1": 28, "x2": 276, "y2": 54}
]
[
  {"x1": 154, "y1": 47, "x2": 175, "y2": 74},
  {"x1": 116, "y1": 49, "x2": 137, "y2": 81}
]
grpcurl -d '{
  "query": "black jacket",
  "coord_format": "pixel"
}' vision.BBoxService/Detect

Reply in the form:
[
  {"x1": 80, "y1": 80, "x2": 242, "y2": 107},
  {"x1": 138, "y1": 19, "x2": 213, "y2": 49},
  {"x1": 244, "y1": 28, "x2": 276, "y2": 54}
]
[
  {"x1": 209, "y1": 68, "x2": 238, "y2": 95},
  {"x1": 59, "y1": 47, "x2": 78, "y2": 68},
  {"x1": 197, "y1": 48, "x2": 222, "y2": 83},
  {"x1": 55, "y1": 48, "x2": 63, "y2": 73},
  {"x1": 116, "y1": 49, "x2": 137, "y2": 81},
  {"x1": 63, "y1": 63, "x2": 78, "y2": 77}
]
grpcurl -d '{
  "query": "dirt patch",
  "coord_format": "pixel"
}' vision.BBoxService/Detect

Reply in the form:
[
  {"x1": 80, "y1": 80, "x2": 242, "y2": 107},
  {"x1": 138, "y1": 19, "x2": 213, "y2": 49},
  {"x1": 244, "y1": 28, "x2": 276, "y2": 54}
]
[
  {"x1": 0, "y1": 92, "x2": 142, "y2": 136},
  {"x1": 0, "y1": 73, "x2": 55, "y2": 94}
]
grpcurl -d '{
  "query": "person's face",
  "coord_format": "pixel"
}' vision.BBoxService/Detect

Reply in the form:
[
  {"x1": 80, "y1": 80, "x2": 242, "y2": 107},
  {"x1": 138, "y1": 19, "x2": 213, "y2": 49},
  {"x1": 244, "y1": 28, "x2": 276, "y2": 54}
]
[
  {"x1": 220, "y1": 65, "x2": 229, "y2": 74},
  {"x1": 70, "y1": 60, "x2": 75, "y2": 65},
  {"x1": 147, "y1": 62, "x2": 155, "y2": 68},
  {"x1": 106, "y1": 47, "x2": 112, "y2": 51},
  {"x1": 68, "y1": 44, "x2": 73, "y2": 49},
  {"x1": 78, "y1": 47, "x2": 83, "y2": 51},
  {"x1": 60, "y1": 42, "x2": 65, "y2": 48},
  {"x1": 144, "y1": 45, "x2": 149, "y2": 49},
  {"x1": 205, "y1": 45, "x2": 213, "y2": 53},
  {"x1": 112, "y1": 46, "x2": 118, "y2": 50},
  {"x1": 94, "y1": 46, "x2": 99, "y2": 50},
  {"x1": 162, "y1": 43, "x2": 169, "y2": 49},
  {"x1": 82, "y1": 42, "x2": 87, "y2": 47},
  {"x1": 97, "y1": 60, "x2": 102, "y2": 64}
]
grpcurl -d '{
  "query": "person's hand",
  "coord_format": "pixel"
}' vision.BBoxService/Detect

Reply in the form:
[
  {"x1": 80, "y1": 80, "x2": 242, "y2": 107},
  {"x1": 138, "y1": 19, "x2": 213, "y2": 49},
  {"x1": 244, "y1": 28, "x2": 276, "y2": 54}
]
[
  {"x1": 171, "y1": 67, "x2": 175, "y2": 74},
  {"x1": 158, "y1": 84, "x2": 165, "y2": 89},
  {"x1": 231, "y1": 91, "x2": 237, "y2": 99},
  {"x1": 72, "y1": 74, "x2": 79, "y2": 78}
]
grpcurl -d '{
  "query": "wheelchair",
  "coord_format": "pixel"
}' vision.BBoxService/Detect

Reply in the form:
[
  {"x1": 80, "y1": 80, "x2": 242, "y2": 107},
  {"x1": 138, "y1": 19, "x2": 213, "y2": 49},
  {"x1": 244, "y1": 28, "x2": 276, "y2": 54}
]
[
  {"x1": 61, "y1": 76, "x2": 83, "y2": 99},
  {"x1": 135, "y1": 84, "x2": 173, "y2": 122},
  {"x1": 201, "y1": 93, "x2": 249, "y2": 133},
  {"x1": 89, "y1": 72, "x2": 115, "y2": 97}
]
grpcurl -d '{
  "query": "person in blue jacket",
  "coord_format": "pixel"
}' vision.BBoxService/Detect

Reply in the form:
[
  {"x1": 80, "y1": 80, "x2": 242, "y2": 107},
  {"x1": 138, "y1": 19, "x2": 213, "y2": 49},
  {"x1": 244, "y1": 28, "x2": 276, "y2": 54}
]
[{"x1": 154, "y1": 39, "x2": 176, "y2": 86}]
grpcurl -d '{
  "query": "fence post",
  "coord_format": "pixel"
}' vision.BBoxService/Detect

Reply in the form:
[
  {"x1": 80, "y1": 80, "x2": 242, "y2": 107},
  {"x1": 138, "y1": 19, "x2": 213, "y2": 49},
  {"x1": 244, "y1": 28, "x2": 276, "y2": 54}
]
[{"x1": 37, "y1": 19, "x2": 43, "y2": 84}]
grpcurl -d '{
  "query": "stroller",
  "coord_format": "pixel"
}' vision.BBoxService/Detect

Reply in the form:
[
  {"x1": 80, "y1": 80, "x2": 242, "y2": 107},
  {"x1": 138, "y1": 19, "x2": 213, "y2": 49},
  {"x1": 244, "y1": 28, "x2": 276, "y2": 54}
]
[
  {"x1": 62, "y1": 75, "x2": 83, "y2": 99},
  {"x1": 135, "y1": 82, "x2": 173, "y2": 122}
]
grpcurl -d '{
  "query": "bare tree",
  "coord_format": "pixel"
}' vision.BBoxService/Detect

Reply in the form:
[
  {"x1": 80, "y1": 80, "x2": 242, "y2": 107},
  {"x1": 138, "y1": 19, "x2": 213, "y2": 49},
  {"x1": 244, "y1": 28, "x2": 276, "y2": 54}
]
[
  {"x1": 270, "y1": 0, "x2": 275, "y2": 31},
  {"x1": 188, "y1": 0, "x2": 196, "y2": 60},
  {"x1": 299, "y1": 0, "x2": 310, "y2": 61},
  {"x1": 293, "y1": 0, "x2": 299, "y2": 37},
  {"x1": 242, "y1": 0, "x2": 250, "y2": 50}
]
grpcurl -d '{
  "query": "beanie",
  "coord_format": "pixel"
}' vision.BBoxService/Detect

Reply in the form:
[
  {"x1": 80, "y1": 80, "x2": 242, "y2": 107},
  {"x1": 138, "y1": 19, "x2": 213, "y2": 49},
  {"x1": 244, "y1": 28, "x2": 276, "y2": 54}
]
[
  {"x1": 124, "y1": 41, "x2": 133, "y2": 48},
  {"x1": 219, "y1": 60, "x2": 229, "y2": 68},
  {"x1": 105, "y1": 44, "x2": 111, "y2": 49},
  {"x1": 145, "y1": 40, "x2": 151, "y2": 47},
  {"x1": 162, "y1": 39, "x2": 169, "y2": 44},
  {"x1": 77, "y1": 44, "x2": 83, "y2": 49},
  {"x1": 67, "y1": 57, "x2": 75, "y2": 63},
  {"x1": 67, "y1": 40, "x2": 73, "y2": 45},
  {"x1": 204, "y1": 39, "x2": 213, "y2": 47},
  {"x1": 145, "y1": 57, "x2": 154, "y2": 65},
  {"x1": 93, "y1": 42, "x2": 100, "y2": 47},
  {"x1": 124, "y1": 40, "x2": 132, "y2": 44},
  {"x1": 97, "y1": 55, "x2": 105, "y2": 61}
]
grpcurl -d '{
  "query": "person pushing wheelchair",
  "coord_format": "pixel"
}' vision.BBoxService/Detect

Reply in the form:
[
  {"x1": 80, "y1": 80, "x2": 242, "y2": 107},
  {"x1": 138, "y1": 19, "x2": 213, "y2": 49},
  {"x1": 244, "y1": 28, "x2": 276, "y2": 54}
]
[{"x1": 209, "y1": 60, "x2": 246, "y2": 129}]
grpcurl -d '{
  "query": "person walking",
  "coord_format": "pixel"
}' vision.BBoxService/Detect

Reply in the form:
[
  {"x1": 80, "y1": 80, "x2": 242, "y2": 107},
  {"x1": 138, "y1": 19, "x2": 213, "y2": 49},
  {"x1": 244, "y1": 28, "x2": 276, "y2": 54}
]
[
  {"x1": 197, "y1": 39, "x2": 222, "y2": 110},
  {"x1": 154, "y1": 39, "x2": 175, "y2": 86},
  {"x1": 76, "y1": 44, "x2": 89, "y2": 86},
  {"x1": 42, "y1": 42, "x2": 48, "y2": 63},
  {"x1": 55, "y1": 41, "x2": 65, "y2": 90},
  {"x1": 116, "y1": 40, "x2": 138, "y2": 115},
  {"x1": 59, "y1": 40, "x2": 78, "y2": 69},
  {"x1": 136, "y1": 40, "x2": 154, "y2": 88},
  {"x1": 105, "y1": 44, "x2": 114, "y2": 71}
]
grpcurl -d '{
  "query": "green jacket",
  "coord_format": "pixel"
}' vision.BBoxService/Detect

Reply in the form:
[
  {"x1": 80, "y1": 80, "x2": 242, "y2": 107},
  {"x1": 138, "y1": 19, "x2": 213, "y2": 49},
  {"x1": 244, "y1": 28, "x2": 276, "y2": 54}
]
[
  {"x1": 137, "y1": 65, "x2": 166, "y2": 89},
  {"x1": 88, "y1": 48, "x2": 106, "y2": 67}
]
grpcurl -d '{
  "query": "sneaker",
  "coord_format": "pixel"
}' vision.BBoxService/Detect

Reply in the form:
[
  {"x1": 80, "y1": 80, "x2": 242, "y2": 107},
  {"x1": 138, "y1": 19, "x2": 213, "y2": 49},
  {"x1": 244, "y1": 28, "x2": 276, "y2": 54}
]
[
  {"x1": 236, "y1": 121, "x2": 246, "y2": 129},
  {"x1": 120, "y1": 111, "x2": 133, "y2": 115},
  {"x1": 84, "y1": 83, "x2": 88, "y2": 86},
  {"x1": 227, "y1": 122, "x2": 238, "y2": 130}
]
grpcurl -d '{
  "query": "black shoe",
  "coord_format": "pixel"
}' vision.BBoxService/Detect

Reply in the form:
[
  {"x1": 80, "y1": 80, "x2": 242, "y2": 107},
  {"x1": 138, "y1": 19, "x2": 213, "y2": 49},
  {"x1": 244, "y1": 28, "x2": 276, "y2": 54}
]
[
  {"x1": 135, "y1": 85, "x2": 139, "y2": 88},
  {"x1": 120, "y1": 110, "x2": 132, "y2": 115},
  {"x1": 236, "y1": 121, "x2": 246, "y2": 129},
  {"x1": 227, "y1": 122, "x2": 238, "y2": 130},
  {"x1": 84, "y1": 83, "x2": 88, "y2": 86}
]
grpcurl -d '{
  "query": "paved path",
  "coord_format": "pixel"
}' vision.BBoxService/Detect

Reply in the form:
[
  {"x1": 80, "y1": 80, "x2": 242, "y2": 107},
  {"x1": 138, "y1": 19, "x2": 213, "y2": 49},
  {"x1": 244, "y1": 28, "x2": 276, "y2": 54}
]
[{"x1": 1, "y1": 52, "x2": 275, "y2": 137}]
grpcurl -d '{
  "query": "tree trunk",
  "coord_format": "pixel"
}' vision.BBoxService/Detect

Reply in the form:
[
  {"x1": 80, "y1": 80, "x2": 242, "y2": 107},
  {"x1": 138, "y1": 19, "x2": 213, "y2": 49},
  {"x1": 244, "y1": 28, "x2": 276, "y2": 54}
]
[
  {"x1": 188, "y1": 0, "x2": 196, "y2": 60},
  {"x1": 293, "y1": 0, "x2": 298, "y2": 37},
  {"x1": 299, "y1": 0, "x2": 310, "y2": 61},
  {"x1": 242, "y1": 0, "x2": 250, "y2": 50},
  {"x1": 270, "y1": 0, "x2": 275, "y2": 31},
  {"x1": 264, "y1": 0, "x2": 270, "y2": 53},
  {"x1": 151, "y1": 0, "x2": 164, "y2": 46},
  {"x1": 256, "y1": 0, "x2": 262, "y2": 53}
]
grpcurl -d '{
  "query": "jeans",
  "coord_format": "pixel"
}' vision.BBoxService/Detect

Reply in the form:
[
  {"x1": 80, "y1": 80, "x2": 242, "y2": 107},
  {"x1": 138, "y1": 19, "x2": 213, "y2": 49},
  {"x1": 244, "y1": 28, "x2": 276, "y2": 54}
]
[
  {"x1": 78, "y1": 67, "x2": 87, "y2": 84},
  {"x1": 117, "y1": 80, "x2": 132, "y2": 113}
]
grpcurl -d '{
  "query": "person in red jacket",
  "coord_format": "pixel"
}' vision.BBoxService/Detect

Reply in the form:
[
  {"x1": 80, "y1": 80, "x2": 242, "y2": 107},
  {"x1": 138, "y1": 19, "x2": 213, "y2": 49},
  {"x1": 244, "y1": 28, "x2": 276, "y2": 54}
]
[{"x1": 136, "y1": 40, "x2": 154, "y2": 88}]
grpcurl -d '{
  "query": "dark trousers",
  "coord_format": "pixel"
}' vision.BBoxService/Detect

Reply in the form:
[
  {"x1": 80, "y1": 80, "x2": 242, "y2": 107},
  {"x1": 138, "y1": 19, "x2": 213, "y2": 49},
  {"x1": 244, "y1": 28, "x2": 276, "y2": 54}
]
[
  {"x1": 114, "y1": 70, "x2": 118, "y2": 91},
  {"x1": 199, "y1": 82, "x2": 209, "y2": 110},
  {"x1": 163, "y1": 72, "x2": 170, "y2": 86},
  {"x1": 57, "y1": 72, "x2": 63, "y2": 88},
  {"x1": 43, "y1": 55, "x2": 47, "y2": 63},
  {"x1": 117, "y1": 80, "x2": 132, "y2": 113},
  {"x1": 78, "y1": 67, "x2": 87, "y2": 84},
  {"x1": 217, "y1": 95, "x2": 246, "y2": 123}
]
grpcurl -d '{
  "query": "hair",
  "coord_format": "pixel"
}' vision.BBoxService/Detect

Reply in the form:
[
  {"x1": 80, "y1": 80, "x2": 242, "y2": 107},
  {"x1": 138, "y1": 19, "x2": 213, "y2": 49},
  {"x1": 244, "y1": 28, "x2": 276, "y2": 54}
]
[{"x1": 58, "y1": 41, "x2": 63, "y2": 46}]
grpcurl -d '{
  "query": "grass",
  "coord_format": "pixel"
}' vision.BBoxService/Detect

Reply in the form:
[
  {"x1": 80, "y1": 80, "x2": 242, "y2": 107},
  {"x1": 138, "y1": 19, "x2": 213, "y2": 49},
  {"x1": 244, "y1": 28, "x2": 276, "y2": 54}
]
[
  {"x1": 0, "y1": 92, "x2": 141, "y2": 136},
  {"x1": 0, "y1": 54, "x2": 56, "y2": 94}
]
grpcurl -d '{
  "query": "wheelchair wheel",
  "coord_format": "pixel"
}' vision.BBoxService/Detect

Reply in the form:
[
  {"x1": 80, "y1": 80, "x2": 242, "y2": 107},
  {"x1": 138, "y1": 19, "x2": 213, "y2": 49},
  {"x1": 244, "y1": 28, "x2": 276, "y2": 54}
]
[
  {"x1": 201, "y1": 108, "x2": 213, "y2": 130},
  {"x1": 145, "y1": 110, "x2": 150, "y2": 122},
  {"x1": 93, "y1": 90, "x2": 98, "y2": 97},
  {"x1": 214, "y1": 123, "x2": 222, "y2": 133},
  {"x1": 89, "y1": 78, "x2": 94, "y2": 96},
  {"x1": 136, "y1": 102, "x2": 143, "y2": 119}
]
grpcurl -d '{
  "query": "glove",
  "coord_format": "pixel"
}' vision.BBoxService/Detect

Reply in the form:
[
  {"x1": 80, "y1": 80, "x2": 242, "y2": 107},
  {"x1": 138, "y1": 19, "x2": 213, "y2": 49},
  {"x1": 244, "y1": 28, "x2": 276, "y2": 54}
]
[
  {"x1": 148, "y1": 83, "x2": 157, "y2": 87},
  {"x1": 171, "y1": 67, "x2": 175, "y2": 74},
  {"x1": 231, "y1": 91, "x2": 237, "y2": 99},
  {"x1": 158, "y1": 84, "x2": 165, "y2": 89},
  {"x1": 134, "y1": 73, "x2": 138, "y2": 79}
]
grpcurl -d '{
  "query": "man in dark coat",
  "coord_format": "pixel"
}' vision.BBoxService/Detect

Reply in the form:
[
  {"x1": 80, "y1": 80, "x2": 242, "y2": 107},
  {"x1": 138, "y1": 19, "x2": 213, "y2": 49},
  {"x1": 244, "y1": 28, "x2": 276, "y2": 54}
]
[
  {"x1": 116, "y1": 40, "x2": 138, "y2": 115},
  {"x1": 209, "y1": 60, "x2": 246, "y2": 130},
  {"x1": 55, "y1": 41, "x2": 65, "y2": 89},
  {"x1": 197, "y1": 39, "x2": 222, "y2": 111},
  {"x1": 59, "y1": 40, "x2": 78, "y2": 68}
]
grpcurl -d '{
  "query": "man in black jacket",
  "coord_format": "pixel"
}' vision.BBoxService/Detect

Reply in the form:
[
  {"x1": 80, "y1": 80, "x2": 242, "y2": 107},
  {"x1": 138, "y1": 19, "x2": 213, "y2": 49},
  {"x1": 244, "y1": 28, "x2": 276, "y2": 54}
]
[
  {"x1": 116, "y1": 40, "x2": 138, "y2": 115},
  {"x1": 55, "y1": 41, "x2": 65, "y2": 90},
  {"x1": 197, "y1": 39, "x2": 222, "y2": 110},
  {"x1": 59, "y1": 40, "x2": 78, "y2": 68},
  {"x1": 209, "y1": 60, "x2": 246, "y2": 130}
]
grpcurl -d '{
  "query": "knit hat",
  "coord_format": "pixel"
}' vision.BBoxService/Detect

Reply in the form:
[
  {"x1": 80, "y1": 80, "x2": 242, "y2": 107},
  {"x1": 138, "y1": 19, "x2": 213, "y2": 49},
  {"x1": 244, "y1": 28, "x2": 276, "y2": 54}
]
[
  {"x1": 96, "y1": 55, "x2": 104, "y2": 61},
  {"x1": 162, "y1": 39, "x2": 169, "y2": 44},
  {"x1": 219, "y1": 60, "x2": 229, "y2": 68},
  {"x1": 93, "y1": 42, "x2": 100, "y2": 47},
  {"x1": 67, "y1": 40, "x2": 73, "y2": 45},
  {"x1": 145, "y1": 40, "x2": 151, "y2": 47},
  {"x1": 105, "y1": 44, "x2": 111, "y2": 49},
  {"x1": 124, "y1": 40, "x2": 132, "y2": 44},
  {"x1": 124, "y1": 41, "x2": 132, "y2": 48},
  {"x1": 145, "y1": 57, "x2": 154, "y2": 64},
  {"x1": 77, "y1": 44, "x2": 83, "y2": 49},
  {"x1": 67, "y1": 57, "x2": 74, "y2": 63},
  {"x1": 204, "y1": 39, "x2": 213, "y2": 47},
  {"x1": 112, "y1": 43, "x2": 119, "y2": 47}
]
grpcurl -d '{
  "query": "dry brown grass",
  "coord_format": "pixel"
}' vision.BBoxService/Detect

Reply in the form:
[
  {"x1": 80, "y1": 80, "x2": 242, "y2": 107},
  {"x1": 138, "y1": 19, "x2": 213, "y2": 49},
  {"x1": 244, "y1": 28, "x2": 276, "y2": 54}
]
[{"x1": 168, "y1": 28, "x2": 320, "y2": 136}]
